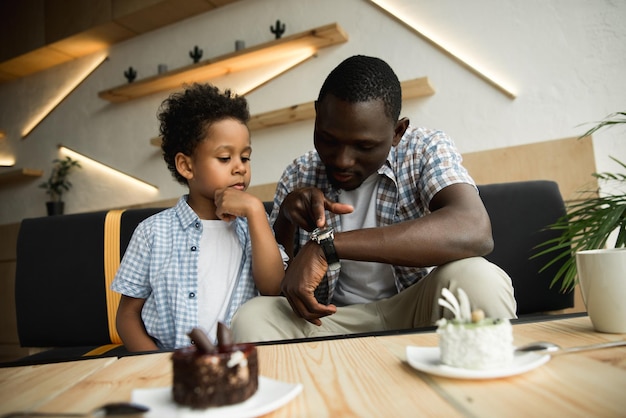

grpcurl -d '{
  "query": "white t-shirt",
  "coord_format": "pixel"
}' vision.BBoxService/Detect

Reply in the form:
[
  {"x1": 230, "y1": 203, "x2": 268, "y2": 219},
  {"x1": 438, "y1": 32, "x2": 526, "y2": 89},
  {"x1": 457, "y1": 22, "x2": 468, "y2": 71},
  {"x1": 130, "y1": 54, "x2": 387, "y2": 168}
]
[
  {"x1": 332, "y1": 174, "x2": 397, "y2": 306},
  {"x1": 197, "y1": 220, "x2": 242, "y2": 343}
]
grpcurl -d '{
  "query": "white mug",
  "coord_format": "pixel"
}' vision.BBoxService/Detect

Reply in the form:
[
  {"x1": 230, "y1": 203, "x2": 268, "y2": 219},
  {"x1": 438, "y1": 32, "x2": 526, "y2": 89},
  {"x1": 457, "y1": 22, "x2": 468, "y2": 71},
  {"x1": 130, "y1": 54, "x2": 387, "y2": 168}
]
[{"x1": 575, "y1": 248, "x2": 626, "y2": 333}]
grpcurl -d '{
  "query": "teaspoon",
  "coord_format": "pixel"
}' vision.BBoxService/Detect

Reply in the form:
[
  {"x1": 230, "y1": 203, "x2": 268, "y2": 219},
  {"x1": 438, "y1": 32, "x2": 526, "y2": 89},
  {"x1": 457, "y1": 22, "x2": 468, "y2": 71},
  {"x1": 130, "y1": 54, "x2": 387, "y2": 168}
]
[
  {"x1": 515, "y1": 340, "x2": 626, "y2": 355},
  {"x1": 1, "y1": 402, "x2": 149, "y2": 417}
]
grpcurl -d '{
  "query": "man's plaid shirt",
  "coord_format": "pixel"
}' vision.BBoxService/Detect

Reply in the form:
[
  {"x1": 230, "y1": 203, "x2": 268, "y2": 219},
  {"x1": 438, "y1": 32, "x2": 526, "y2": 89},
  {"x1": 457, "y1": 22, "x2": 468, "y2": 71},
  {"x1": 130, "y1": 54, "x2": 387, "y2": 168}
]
[{"x1": 269, "y1": 125, "x2": 476, "y2": 304}]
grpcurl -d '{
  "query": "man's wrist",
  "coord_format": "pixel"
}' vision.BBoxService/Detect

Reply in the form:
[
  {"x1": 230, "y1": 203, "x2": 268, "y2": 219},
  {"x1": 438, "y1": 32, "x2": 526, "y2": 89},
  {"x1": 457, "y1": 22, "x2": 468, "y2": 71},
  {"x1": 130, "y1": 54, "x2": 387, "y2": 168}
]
[{"x1": 310, "y1": 226, "x2": 341, "y2": 271}]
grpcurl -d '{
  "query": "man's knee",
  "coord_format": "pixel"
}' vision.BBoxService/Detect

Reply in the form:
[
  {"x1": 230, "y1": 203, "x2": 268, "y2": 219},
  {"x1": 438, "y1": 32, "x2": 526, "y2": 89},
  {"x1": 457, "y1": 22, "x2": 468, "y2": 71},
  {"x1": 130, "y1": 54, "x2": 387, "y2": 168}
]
[
  {"x1": 433, "y1": 257, "x2": 517, "y2": 318},
  {"x1": 231, "y1": 296, "x2": 294, "y2": 343},
  {"x1": 235, "y1": 295, "x2": 275, "y2": 319},
  {"x1": 233, "y1": 296, "x2": 284, "y2": 327},
  {"x1": 436, "y1": 257, "x2": 497, "y2": 278}
]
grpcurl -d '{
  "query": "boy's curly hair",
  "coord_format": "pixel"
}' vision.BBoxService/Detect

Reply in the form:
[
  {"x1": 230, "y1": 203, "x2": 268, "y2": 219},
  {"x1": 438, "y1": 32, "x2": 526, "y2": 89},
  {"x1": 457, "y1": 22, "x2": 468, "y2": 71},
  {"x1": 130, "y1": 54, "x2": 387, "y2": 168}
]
[{"x1": 158, "y1": 83, "x2": 250, "y2": 185}]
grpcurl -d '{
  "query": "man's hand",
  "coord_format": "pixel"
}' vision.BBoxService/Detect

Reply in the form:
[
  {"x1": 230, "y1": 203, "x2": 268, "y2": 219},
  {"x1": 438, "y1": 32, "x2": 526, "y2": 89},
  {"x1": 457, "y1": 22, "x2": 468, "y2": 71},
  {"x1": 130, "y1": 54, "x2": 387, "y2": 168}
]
[
  {"x1": 280, "y1": 187, "x2": 353, "y2": 231},
  {"x1": 281, "y1": 241, "x2": 337, "y2": 325}
]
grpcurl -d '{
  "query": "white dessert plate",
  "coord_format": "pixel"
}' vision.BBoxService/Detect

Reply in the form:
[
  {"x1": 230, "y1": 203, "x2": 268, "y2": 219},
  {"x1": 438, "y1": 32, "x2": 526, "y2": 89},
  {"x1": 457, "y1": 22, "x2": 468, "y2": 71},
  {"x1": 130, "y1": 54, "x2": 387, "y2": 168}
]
[
  {"x1": 405, "y1": 346, "x2": 550, "y2": 380},
  {"x1": 132, "y1": 376, "x2": 302, "y2": 417}
]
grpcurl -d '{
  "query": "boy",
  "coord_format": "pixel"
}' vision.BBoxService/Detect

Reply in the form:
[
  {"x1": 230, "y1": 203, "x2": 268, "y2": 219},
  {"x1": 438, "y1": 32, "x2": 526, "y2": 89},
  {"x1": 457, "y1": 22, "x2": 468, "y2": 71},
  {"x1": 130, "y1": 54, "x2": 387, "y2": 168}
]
[{"x1": 112, "y1": 83, "x2": 287, "y2": 351}]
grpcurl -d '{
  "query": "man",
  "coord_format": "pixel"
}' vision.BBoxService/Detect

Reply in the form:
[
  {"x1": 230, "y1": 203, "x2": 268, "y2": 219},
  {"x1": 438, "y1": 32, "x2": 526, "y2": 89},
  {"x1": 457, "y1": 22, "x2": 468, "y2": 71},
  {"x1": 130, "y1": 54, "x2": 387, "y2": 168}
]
[{"x1": 232, "y1": 55, "x2": 516, "y2": 342}]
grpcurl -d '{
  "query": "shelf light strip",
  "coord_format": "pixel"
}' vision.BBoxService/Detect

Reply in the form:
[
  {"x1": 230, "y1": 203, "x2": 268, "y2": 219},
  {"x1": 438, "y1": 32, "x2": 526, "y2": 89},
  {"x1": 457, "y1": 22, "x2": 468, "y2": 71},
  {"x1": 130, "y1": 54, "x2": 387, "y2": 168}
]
[
  {"x1": 0, "y1": 130, "x2": 14, "y2": 166},
  {"x1": 22, "y1": 54, "x2": 108, "y2": 138},
  {"x1": 0, "y1": 158, "x2": 15, "y2": 167},
  {"x1": 234, "y1": 48, "x2": 317, "y2": 96},
  {"x1": 368, "y1": 0, "x2": 517, "y2": 99},
  {"x1": 59, "y1": 145, "x2": 159, "y2": 193}
]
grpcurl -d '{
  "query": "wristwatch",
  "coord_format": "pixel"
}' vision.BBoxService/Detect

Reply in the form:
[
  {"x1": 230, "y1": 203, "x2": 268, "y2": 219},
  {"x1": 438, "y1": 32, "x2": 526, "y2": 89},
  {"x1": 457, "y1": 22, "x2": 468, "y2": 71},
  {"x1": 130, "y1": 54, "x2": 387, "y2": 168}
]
[{"x1": 310, "y1": 226, "x2": 341, "y2": 271}]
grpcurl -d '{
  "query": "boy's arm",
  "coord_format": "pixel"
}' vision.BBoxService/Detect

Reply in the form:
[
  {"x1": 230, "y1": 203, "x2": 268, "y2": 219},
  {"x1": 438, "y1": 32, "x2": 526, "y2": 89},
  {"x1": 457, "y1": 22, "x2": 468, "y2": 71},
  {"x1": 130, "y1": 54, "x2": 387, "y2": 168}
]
[
  {"x1": 246, "y1": 201, "x2": 285, "y2": 295},
  {"x1": 116, "y1": 295, "x2": 159, "y2": 352},
  {"x1": 215, "y1": 188, "x2": 285, "y2": 295}
]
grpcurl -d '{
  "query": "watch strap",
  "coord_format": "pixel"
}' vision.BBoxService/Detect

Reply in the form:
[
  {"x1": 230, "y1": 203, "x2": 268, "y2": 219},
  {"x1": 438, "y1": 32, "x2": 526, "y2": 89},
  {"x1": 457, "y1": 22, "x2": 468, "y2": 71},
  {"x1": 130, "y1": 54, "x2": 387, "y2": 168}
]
[{"x1": 319, "y1": 237, "x2": 341, "y2": 271}]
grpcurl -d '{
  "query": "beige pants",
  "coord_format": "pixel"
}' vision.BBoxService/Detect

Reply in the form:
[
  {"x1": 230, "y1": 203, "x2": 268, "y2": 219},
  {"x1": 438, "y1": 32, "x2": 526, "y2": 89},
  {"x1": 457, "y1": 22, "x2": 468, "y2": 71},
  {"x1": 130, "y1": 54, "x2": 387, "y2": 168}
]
[{"x1": 232, "y1": 257, "x2": 517, "y2": 343}]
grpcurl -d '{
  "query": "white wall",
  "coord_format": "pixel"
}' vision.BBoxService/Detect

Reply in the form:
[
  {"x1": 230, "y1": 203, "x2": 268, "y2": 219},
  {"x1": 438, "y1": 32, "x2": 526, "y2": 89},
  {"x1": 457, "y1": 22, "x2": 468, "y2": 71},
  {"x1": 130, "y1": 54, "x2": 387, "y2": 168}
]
[{"x1": 0, "y1": 0, "x2": 624, "y2": 225}]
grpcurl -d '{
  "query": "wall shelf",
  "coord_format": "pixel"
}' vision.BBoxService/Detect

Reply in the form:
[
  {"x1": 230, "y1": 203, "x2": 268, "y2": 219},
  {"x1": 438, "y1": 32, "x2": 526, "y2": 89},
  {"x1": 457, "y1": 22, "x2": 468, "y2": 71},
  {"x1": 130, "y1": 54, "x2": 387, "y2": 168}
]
[
  {"x1": 99, "y1": 23, "x2": 348, "y2": 103},
  {"x1": 0, "y1": 0, "x2": 243, "y2": 83},
  {"x1": 150, "y1": 77, "x2": 435, "y2": 146},
  {"x1": 0, "y1": 168, "x2": 43, "y2": 186},
  {"x1": 248, "y1": 77, "x2": 435, "y2": 131}
]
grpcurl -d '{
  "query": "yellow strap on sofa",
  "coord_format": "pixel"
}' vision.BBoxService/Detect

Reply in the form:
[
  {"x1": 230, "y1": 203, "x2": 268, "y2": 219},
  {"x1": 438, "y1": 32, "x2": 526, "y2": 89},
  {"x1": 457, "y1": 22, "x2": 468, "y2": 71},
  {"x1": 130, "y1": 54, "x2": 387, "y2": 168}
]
[
  {"x1": 103, "y1": 209, "x2": 126, "y2": 345},
  {"x1": 83, "y1": 344, "x2": 121, "y2": 357}
]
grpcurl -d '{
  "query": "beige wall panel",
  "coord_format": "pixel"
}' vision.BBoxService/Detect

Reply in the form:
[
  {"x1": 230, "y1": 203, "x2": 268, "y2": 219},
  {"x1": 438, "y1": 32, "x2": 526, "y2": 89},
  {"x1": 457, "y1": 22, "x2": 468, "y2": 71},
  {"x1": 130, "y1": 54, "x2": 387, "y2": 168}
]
[
  {"x1": 207, "y1": 0, "x2": 240, "y2": 6},
  {"x1": 0, "y1": 70, "x2": 18, "y2": 84},
  {"x1": 0, "y1": 262, "x2": 18, "y2": 345},
  {"x1": 0, "y1": 0, "x2": 240, "y2": 82},
  {"x1": 462, "y1": 136, "x2": 597, "y2": 202},
  {"x1": 0, "y1": 223, "x2": 20, "y2": 352},
  {"x1": 113, "y1": 0, "x2": 216, "y2": 34},
  {"x1": 49, "y1": 22, "x2": 136, "y2": 57},
  {"x1": 0, "y1": 223, "x2": 19, "y2": 262},
  {"x1": 44, "y1": 0, "x2": 112, "y2": 43},
  {"x1": 128, "y1": 138, "x2": 597, "y2": 210},
  {"x1": 112, "y1": 0, "x2": 166, "y2": 17},
  {"x1": 0, "y1": 0, "x2": 45, "y2": 62},
  {"x1": 122, "y1": 182, "x2": 277, "y2": 210},
  {"x1": 0, "y1": 46, "x2": 72, "y2": 78},
  {"x1": 247, "y1": 182, "x2": 278, "y2": 202}
]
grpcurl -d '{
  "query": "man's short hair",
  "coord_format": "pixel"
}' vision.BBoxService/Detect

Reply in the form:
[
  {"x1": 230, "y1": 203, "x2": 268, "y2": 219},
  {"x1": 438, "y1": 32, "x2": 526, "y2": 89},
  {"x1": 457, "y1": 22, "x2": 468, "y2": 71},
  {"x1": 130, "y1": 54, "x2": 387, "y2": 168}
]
[{"x1": 317, "y1": 55, "x2": 402, "y2": 122}]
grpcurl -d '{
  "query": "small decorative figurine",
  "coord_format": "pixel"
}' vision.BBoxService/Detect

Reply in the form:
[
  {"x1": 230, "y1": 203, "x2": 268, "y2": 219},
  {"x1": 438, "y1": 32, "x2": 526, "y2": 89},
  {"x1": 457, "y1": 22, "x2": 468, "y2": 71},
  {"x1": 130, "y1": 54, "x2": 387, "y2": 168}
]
[
  {"x1": 270, "y1": 19, "x2": 286, "y2": 39},
  {"x1": 189, "y1": 45, "x2": 203, "y2": 63},
  {"x1": 124, "y1": 66, "x2": 137, "y2": 83}
]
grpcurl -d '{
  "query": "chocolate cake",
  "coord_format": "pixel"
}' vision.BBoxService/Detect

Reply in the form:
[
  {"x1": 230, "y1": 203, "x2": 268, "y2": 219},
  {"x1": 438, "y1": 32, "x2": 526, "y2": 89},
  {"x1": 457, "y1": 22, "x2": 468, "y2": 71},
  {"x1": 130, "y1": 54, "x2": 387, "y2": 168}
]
[{"x1": 172, "y1": 323, "x2": 259, "y2": 408}]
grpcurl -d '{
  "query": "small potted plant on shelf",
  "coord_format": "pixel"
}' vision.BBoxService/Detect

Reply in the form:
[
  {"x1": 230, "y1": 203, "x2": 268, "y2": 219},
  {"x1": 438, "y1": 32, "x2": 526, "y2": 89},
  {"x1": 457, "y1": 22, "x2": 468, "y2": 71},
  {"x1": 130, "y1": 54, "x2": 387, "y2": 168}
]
[
  {"x1": 39, "y1": 156, "x2": 82, "y2": 216},
  {"x1": 534, "y1": 111, "x2": 626, "y2": 293}
]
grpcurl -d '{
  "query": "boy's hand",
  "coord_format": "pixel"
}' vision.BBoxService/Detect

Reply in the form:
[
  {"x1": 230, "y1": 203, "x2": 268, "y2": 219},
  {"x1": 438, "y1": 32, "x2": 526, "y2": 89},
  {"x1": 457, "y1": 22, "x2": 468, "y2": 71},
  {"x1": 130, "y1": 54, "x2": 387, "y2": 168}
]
[{"x1": 214, "y1": 187, "x2": 262, "y2": 222}]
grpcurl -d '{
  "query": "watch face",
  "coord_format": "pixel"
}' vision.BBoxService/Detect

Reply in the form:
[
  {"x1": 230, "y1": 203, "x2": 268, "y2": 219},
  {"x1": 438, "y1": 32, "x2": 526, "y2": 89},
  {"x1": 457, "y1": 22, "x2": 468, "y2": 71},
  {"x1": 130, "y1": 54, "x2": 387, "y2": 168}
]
[{"x1": 312, "y1": 227, "x2": 333, "y2": 241}]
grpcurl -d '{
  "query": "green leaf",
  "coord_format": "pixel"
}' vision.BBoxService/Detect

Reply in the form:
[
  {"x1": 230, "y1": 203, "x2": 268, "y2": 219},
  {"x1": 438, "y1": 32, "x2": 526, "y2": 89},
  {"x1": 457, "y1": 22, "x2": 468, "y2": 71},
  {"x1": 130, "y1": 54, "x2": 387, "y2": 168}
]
[{"x1": 533, "y1": 111, "x2": 626, "y2": 292}]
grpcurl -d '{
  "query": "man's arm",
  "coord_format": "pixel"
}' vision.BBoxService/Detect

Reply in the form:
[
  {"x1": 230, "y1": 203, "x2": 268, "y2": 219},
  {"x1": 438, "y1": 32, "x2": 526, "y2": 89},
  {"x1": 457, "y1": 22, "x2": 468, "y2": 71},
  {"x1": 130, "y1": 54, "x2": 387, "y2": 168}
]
[
  {"x1": 333, "y1": 183, "x2": 493, "y2": 266},
  {"x1": 279, "y1": 183, "x2": 493, "y2": 325}
]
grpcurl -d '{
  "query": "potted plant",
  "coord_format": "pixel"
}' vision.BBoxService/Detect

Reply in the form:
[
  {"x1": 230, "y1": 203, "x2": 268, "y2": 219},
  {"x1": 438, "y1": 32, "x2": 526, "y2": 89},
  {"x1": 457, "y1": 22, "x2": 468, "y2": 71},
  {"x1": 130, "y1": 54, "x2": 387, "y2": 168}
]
[
  {"x1": 534, "y1": 111, "x2": 626, "y2": 292},
  {"x1": 39, "y1": 156, "x2": 82, "y2": 216}
]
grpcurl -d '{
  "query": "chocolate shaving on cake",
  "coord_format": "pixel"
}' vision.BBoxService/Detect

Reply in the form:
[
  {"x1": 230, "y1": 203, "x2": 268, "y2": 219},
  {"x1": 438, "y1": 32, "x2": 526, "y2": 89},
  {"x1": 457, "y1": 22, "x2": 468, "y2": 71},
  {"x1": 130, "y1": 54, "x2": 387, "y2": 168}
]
[
  {"x1": 174, "y1": 323, "x2": 259, "y2": 408},
  {"x1": 217, "y1": 322, "x2": 234, "y2": 350},
  {"x1": 188, "y1": 328, "x2": 216, "y2": 353}
]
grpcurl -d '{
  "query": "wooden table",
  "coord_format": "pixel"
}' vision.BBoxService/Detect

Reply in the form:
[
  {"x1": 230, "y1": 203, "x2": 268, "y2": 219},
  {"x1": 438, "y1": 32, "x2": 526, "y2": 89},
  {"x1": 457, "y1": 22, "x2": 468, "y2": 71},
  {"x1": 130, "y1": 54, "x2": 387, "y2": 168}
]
[{"x1": 1, "y1": 315, "x2": 624, "y2": 417}]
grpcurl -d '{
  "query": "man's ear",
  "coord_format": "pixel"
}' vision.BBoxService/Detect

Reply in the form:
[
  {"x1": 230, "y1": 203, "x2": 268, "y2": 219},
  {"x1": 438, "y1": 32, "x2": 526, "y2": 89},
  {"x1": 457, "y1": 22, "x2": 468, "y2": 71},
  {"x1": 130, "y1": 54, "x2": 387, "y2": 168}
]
[
  {"x1": 392, "y1": 117, "x2": 410, "y2": 146},
  {"x1": 175, "y1": 152, "x2": 194, "y2": 180}
]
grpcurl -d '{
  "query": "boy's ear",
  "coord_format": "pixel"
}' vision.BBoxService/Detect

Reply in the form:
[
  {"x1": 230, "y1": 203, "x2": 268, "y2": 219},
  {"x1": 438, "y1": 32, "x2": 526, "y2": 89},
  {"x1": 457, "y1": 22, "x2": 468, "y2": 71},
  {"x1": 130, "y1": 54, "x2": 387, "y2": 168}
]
[{"x1": 175, "y1": 152, "x2": 194, "y2": 180}]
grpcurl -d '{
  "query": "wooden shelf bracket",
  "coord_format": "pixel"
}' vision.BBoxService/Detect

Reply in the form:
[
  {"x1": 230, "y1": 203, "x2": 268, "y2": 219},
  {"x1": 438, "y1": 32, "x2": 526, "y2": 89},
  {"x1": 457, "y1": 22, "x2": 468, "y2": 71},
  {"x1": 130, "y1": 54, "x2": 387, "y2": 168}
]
[{"x1": 0, "y1": 168, "x2": 44, "y2": 186}]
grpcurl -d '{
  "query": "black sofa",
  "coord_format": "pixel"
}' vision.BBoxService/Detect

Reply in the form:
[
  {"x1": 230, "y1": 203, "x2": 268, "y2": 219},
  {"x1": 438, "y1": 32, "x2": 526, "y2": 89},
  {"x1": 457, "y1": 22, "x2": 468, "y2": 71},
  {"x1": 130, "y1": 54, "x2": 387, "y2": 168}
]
[{"x1": 11, "y1": 180, "x2": 573, "y2": 364}]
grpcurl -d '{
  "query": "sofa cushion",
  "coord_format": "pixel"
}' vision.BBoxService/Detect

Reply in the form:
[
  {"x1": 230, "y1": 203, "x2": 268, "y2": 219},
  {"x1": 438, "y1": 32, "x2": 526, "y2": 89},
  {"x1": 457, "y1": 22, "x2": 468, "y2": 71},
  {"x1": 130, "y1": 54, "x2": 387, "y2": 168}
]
[{"x1": 478, "y1": 180, "x2": 574, "y2": 315}]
